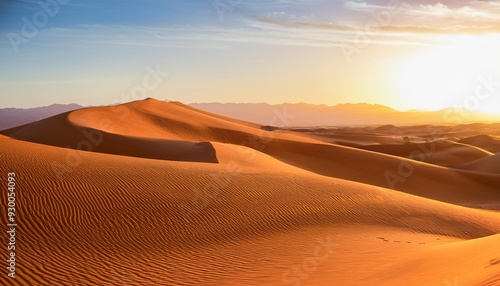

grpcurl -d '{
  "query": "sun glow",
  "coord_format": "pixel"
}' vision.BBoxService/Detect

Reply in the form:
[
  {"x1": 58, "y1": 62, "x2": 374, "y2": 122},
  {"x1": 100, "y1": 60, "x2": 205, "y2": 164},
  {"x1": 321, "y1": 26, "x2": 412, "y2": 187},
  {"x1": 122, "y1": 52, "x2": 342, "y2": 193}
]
[{"x1": 397, "y1": 34, "x2": 500, "y2": 114}]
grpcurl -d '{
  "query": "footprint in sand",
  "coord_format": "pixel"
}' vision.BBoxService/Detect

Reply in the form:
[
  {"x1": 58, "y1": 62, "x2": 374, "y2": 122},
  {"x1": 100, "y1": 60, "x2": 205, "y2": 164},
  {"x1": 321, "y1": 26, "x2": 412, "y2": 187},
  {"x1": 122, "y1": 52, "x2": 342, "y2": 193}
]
[{"x1": 376, "y1": 238, "x2": 413, "y2": 244}]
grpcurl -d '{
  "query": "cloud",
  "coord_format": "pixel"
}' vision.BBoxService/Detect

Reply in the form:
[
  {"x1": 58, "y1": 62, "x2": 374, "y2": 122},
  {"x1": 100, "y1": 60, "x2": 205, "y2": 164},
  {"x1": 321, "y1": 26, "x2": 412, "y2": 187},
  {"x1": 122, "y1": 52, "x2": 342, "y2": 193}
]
[
  {"x1": 343, "y1": 1, "x2": 500, "y2": 31},
  {"x1": 250, "y1": 0, "x2": 500, "y2": 50},
  {"x1": 2, "y1": 0, "x2": 498, "y2": 55},
  {"x1": 343, "y1": 1, "x2": 387, "y2": 12},
  {"x1": 0, "y1": 23, "x2": 352, "y2": 53}
]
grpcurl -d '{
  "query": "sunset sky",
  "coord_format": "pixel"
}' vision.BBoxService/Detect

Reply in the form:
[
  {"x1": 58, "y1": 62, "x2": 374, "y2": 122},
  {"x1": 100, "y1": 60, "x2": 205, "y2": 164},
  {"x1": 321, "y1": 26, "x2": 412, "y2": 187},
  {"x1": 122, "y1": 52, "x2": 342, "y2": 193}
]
[{"x1": 1, "y1": 0, "x2": 499, "y2": 114}]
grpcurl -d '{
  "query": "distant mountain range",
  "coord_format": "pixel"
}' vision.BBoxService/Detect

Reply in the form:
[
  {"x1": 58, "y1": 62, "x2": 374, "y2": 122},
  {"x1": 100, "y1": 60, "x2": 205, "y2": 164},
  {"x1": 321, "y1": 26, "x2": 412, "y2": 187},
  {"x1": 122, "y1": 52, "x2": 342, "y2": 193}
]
[
  {"x1": 0, "y1": 101, "x2": 497, "y2": 130},
  {"x1": 0, "y1": 104, "x2": 83, "y2": 130},
  {"x1": 191, "y1": 102, "x2": 498, "y2": 127}
]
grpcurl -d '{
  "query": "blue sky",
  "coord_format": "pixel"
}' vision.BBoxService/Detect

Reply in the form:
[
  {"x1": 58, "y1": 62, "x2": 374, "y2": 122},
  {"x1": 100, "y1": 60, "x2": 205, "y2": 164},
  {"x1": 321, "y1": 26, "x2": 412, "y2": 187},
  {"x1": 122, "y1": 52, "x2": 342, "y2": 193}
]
[{"x1": 1, "y1": 0, "x2": 499, "y2": 113}]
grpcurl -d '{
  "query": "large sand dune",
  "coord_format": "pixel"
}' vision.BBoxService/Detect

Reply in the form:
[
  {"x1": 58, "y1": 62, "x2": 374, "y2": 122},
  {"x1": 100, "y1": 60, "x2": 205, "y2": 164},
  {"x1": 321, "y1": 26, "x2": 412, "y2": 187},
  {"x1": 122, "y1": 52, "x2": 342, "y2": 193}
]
[
  {"x1": 358, "y1": 140, "x2": 493, "y2": 166},
  {"x1": 459, "y1": 134, "x2": 500, "y2": 153},
  {"x1": 3, "y1": 99, "x2": 500, "y2": 208},
  {"x1": 1, "y1": 99, "x2": 499, "y2": 285},
  {"x1": 459, "y1": 153, "x2": 500, "y2": 175}
]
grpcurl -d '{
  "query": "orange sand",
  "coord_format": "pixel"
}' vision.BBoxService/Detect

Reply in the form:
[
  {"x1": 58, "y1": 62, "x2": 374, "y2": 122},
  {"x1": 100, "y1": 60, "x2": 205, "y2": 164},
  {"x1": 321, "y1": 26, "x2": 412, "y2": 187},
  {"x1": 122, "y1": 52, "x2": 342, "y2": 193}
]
[{"x1": 1, "y1": 99, "x2": 499, "y2": 285}]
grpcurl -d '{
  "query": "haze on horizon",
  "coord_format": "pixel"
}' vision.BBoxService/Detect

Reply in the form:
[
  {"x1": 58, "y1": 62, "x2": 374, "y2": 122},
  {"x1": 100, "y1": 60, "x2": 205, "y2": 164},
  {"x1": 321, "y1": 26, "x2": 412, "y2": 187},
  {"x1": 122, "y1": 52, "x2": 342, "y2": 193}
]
[{"x1": 1, "y1": 0, "x2": 499, "y2": 115}]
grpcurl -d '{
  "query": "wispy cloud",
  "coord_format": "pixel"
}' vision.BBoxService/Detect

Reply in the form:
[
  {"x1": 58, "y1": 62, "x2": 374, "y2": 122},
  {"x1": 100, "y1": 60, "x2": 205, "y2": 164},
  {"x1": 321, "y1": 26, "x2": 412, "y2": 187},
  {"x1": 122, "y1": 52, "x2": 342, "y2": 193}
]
[
  {"x1": 248, "y1": 0, "x2": 500, "y2": 49},
  {"x1": 0, "y1": 22, "x2": 355, "y2": 54},
  {"x1": 343, "y1": 0, "x2": 500, "y2": 32}
]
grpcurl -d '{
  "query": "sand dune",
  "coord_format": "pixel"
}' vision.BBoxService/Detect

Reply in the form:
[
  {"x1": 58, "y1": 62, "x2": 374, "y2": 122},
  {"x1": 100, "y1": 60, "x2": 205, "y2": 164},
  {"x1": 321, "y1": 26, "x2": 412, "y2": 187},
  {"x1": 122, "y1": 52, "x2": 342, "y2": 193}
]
[
  {"x1": 1, "y1": 106, "x2": 218, "y2": 163},
  {"x1": 3, "y1": 99, "x2": 500, "y2": 208},
  {"x1": 260, "y1": 139, "x2": 500, "y2": 208},
  {"x1": 358, "y1": 140, "x2": 493, "y2": 166},
  {"x1": 2, "y1": 135, "x2": 500, "y2": 285},
  {"x1": 458, "y1": 153, "x2": 500, "y2": 175},
  {"x1": 67, "y1": 99, "x2": 266, "y2": 141},
  {"x1": 459, "y1": 134, "x2": 500, "y2": 153},
  {"x1": 0, "y1": 99, "x2": 315, "y2": 161},
  {"x1": 294, "y1": 129, "x2": 403, "y2": 147},
  {"x1": 1, "y1": 99, "x2": 500, "y2": 285}
]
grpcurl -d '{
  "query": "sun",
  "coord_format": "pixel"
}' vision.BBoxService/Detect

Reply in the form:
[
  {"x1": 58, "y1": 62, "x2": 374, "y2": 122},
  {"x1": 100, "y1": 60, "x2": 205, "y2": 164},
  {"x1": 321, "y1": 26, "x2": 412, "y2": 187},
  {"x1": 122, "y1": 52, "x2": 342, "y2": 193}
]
[{"x1": 396, "y1": 34, "x2": 500, "y2": 115}]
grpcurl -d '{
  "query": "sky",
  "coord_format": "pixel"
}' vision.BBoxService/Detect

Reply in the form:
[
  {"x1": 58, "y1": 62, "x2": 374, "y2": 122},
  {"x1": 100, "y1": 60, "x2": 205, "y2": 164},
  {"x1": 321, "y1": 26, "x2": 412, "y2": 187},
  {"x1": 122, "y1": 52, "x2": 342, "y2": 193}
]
[{"x1": 0, "y1": 0, "x2": 499, "y2": 114}]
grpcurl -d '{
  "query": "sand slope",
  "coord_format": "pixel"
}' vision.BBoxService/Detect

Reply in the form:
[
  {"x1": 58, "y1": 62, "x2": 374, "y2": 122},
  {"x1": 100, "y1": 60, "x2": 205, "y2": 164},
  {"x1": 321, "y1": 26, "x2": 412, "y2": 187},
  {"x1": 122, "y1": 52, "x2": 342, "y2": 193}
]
[
  {"x1": 358, "y1": 140, "x2": 493, "y2": 166},
  {"x1": 3, "y1": 99, "x2": 500, "y2": 209},
  {"x1": 1, "y1": 135, "x2": 500, "y2": 285},
  {"x1": 458, "y1": 152, "x2": 500, "y2": 175},
  {"x1": 1, "y1": 110, "x2": 218, "y2": 163},
  {"x1": 1, "y1": 99, "x2": 500, "y2": 285},
  {"x1": 458, "y1": 134, "x2": 500, "y2": 153}
]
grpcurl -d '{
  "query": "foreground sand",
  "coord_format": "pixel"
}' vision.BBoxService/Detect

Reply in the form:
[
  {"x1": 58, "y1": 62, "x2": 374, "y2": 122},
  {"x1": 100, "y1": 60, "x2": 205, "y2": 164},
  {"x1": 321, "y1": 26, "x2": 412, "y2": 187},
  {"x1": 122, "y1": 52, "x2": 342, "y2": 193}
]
[{"x1": 1, "y1": 99, "x2": 499, "y2": 285}]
